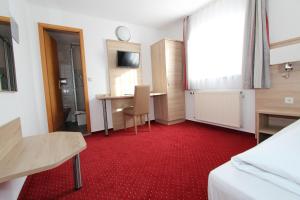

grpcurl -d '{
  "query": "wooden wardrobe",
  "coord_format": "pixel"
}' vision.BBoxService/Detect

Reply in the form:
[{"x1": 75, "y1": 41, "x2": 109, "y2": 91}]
[{"x1": 151, "y1": 39, "x2": 185, "y2": 125}]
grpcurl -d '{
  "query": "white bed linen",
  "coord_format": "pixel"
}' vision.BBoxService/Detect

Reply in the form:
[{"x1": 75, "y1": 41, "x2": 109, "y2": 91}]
[
  {"x1": 208, "y1": 162, "x2": 300, "y2": 200},
  {"x1": 231, "y1": 119, "x2": 300, "y2": 196}
]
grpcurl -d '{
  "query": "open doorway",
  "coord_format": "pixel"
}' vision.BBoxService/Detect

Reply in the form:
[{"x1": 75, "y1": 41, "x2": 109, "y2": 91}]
[{"x1": 38, "y1": 23, "x2": 90, "y2": 134}]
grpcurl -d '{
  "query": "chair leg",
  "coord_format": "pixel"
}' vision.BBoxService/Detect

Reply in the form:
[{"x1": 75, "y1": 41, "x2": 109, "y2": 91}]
[
  {"x1": 123, "y1": 114, "x2": 126, "y2": 129},
  {"x1": 147, "y1": 114, "x2": 151, "y2": 132},
  {"x1": 134, "y1": 116, "x2": 137, "y2": 135},
  {"x1": 140, "y1": 115, "x2": 143, "y2": 125}
]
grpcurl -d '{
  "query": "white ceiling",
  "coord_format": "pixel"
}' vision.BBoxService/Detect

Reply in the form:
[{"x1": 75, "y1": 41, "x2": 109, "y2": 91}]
[{"x1": 27, "y1": 0, "x2": 212, "y2": 28}]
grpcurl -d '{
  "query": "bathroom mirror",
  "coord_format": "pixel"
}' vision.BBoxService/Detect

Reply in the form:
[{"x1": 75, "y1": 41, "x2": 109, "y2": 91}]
[{"x1": 0, "y1": 17, "x2": 17, "y2": 92}]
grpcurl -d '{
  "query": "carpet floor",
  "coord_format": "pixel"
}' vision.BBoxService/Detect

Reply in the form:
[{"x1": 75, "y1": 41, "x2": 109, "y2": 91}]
[{"x1": 18, "y1": 121, "x2": 256, "y2": 200}]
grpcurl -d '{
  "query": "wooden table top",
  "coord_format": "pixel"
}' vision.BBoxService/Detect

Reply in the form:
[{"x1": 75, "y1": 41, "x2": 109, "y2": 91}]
[
  {"x1": 96, "y1": 92, "x2": 166, "y2": 100},
  {"x1": 0, "y1": 132, "x2": 86, "y2": 183},
  {"x1": 256, "y1": 108, "x2": 300, "y2": 117}
]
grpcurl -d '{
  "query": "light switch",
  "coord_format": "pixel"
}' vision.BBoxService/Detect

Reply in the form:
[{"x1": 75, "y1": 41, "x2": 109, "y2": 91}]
[{"x1": 284, "y1": 97, "x2": 294, "y2": 104}]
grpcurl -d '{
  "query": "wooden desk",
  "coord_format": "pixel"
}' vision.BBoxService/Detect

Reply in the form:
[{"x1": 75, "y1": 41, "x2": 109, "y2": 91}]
[
  {"x1": 96, "y1": 92, "x2": 166, "y2": 100},
  {"x1": 0, "y1": 119, "x2": 86, "y2": 190},
  {"x1": 96, "y1": 92, "x2": 166, "y2": 135},
  {"x1": 256, "y1": 108, "x2": 300, "y2": 143}
]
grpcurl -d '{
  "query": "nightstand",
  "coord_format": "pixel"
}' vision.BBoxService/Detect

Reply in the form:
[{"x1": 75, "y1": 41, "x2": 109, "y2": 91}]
[{"x1": 256, "y1": 109, "x2": 300, "y2": 143}]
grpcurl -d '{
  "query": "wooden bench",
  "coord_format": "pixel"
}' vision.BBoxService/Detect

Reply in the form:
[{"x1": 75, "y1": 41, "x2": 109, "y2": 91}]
[{"x1": 0, "y1": 118, "x2": 87, "y2": 190}]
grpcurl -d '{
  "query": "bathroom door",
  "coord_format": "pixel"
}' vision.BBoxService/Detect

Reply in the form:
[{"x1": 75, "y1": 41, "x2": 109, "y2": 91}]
[{"x1": 44, "y1": 31, "x2": 64, "y2": 131}]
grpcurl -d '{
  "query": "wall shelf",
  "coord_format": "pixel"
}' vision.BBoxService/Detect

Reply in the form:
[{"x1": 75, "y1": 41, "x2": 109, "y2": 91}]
[
  {"x1": 259, "y1": 126, "x2": 284, "y2": 135},
  {"x1": 256, "y1": 109, "x2": 300, "y2": 143}
]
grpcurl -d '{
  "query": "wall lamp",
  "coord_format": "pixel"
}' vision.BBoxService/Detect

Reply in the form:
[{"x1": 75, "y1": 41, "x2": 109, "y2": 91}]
[{"x1": 282, "y1": 63, "x2": 293, "y2": 79}]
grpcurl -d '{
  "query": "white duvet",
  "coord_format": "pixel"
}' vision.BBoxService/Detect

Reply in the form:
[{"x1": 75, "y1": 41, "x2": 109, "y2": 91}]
[{"x1": 231, "y1": 119, "x2": 300, "y2": 196}]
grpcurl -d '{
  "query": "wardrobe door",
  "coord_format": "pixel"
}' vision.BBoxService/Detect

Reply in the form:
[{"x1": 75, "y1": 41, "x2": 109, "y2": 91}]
[
  {"x1": 151, "y1": 40, "x2": 167, "y2": 93},
  {"x1": 165, "y1": 40, "x2": 185, "y2": 121},
  {"x1": 151, "y1": 40, "x2": 168, "y2": 122}
]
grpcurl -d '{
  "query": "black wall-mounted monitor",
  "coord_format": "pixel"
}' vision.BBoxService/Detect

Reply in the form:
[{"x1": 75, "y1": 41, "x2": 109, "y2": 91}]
[{"x1": 117, "y1": 51, "x2": 140, "y2": 68}]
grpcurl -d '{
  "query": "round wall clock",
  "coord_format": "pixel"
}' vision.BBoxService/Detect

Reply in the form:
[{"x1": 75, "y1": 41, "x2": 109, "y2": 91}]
[{"x1": 115, "y1": 26, "x2": 131, "y2": 42}]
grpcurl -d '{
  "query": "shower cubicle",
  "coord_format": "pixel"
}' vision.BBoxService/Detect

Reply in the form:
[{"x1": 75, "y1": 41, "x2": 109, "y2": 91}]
[
  {"x1": 57, "y1": 40, "x2": 86, "y2": 132},
  {"x1": 0, "y1": 35, "x2": 17, "y2": 92},
  {"x1": 69, "y1": 44, "x2": 86, "y2": 126}
]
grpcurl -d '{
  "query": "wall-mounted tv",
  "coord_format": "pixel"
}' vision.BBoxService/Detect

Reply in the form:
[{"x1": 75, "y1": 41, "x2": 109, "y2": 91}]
[{"x1": 117, "y1": 51, "x2": 140, "y2": 68}]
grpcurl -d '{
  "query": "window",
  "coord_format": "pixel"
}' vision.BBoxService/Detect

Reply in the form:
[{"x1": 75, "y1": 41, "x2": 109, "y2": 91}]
[{"x1": 186, "y1": 0, "x2": 248, "y2": 90}]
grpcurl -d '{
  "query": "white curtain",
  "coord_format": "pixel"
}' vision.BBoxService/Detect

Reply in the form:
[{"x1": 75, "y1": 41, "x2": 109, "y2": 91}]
[{"x1": 186, "y1": 0, "x2": 248, "y2": 90}]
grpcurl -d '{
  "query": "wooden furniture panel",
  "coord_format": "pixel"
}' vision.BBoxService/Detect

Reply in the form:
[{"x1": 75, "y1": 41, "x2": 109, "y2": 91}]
[
  {"x1": 106, "y1": 40, "x2": 143, "y2": 130},
  {"x1": 106, "y1": 40, "x2": 142, "y2": 96},
  {"x1": 256, "y1": 64, "x2": 300, "y2": 111},
  {"x1": 0, "y1": 132, "x2": 86, "y2": 183},
  {"x1": 0, "y1": 118, "x2": 86, "y2": 190},
  {"x1": 111, "y1": 99, "x2": 144, "y2": 130},
  {"x1": 123, "y1": 85, "x2": 151, "y2": 134},
  {"x1": 96, "y1": 93, "x2": 166, "y2": 132},
  {"x1": 153, "y1": 96, "x2": 168, "y2": 121},
  {"x1": 167, "y1": 88, "x2": 185, "y2": 121},
  {"x1": 0, "y1": 118, "x2": 22, "y2": 160},
  {"x1": 270, "y1": 36, "x2": 300, "y2": 49},
  {"x1": 165, "y1": 40, "x2": 185, "y2": 122},
  {"x1": 255, "y1": 62, "x2": 300, "y2": 143},
  {"x1": 151, "y1": 39, "x2": 185, "y2": 125},
  {"x1": 151, "y1": 41, "x2": 167, "y2": 93},
  {"x1": 256, "y1": 109, "x2": 300, "y2": 143},
  {"x1": 96, "y1": 92, "x2": 166, "y2": 100}
]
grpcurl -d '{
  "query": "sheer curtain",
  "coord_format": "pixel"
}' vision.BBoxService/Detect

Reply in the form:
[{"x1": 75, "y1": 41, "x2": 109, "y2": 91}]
[{"x1": 186, "y1": 0, "x2": 248, "y2": 90}]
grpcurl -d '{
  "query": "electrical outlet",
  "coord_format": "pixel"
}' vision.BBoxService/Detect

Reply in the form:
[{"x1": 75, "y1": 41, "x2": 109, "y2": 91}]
[{"x1": 284, "y1": 97, "x2": 294, "y2": 104}]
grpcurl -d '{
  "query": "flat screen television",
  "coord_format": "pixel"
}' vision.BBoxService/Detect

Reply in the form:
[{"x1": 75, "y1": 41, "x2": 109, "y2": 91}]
[{"x1": 117, "y1": 51, "x2": 140, "y2": 68}]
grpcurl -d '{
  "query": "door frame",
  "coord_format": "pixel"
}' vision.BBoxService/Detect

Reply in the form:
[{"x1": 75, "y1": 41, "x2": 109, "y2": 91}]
[
  {"x1": 0, "y1": 16, "x2": 10, "y2": 24},
  {"x1": 38, "y1": 23, "x2": 91, "y2": 133}
]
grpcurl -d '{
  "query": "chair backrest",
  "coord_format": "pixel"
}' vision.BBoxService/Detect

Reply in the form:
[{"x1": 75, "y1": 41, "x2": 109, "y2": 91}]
[
  {"x1": 0, "y1": 118, "x2": 22, "y2": 160},
  {"x1": 133, "y1": 85, "x2": 150, "y2": 115}
]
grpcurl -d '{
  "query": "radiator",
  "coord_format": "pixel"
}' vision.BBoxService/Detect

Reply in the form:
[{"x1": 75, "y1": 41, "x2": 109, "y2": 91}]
[{"x1": 194, "y1": 91, "x2": 241, "y2": 128}]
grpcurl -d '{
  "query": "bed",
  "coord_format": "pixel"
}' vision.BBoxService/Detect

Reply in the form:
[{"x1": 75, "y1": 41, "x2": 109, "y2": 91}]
[
  {"x1": 208, "y1": 119, "x2": 300, "y2": 200},
  {"x1": 208, "y1": 162, "x2": 300, "y2": 200}
]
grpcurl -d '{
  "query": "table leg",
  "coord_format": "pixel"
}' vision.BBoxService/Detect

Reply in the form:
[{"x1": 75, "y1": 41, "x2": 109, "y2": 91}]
[
  {"x1": 102, "y1": 99, "x2": 109, "y2": 136},
  {"x1": 73, "y1": 154, "x2": 82, "y2": 190}
]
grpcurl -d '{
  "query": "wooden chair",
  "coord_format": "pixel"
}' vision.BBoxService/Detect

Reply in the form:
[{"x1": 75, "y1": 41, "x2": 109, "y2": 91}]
[{"x1": 123, "y1": 85, "x2": 151, "y2": 134}]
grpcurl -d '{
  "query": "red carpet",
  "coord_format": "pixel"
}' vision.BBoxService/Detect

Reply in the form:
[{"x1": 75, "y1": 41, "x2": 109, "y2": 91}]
[{"x1": 18, "y1": 121, "x2": 255, "y2": 200}]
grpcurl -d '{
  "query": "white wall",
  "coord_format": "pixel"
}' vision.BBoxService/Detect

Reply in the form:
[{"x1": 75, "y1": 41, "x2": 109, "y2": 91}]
[
  {"x1": 2, "y1": 0, "x2": 300, "y2": 199},
  {"x1": 162, "y1": 20, "x2": 183, "y2": 40},
  {"x1": 0, "y1": 0, "x2": 9, "y2": 16},
  {"x1": 0, "y1": 0, "x2": 40, "y2": 199},
  {"x1": 269, "y1": 0, "x2": 300, "y2": 64},
  {"x1": 185, "y1": 0, "x2": 300, "y2": 134},
  {"x1": 25, "y1": 3, "x2": 177, "y2": 133},
  {"x1": 269, "y1": 0, "x2": 300, "y2": 43},
  {"x1": 0, "y1": 0, "x2": 179, "y2": 199}
]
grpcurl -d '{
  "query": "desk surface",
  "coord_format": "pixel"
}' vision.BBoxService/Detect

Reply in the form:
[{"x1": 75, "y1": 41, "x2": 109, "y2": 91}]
[
  {"x1": 96, "y1": 92, "x2": 166, "y2": 100},
  {"x1": 0, "y1": 132, "x2": 86, "y2": 184}
]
